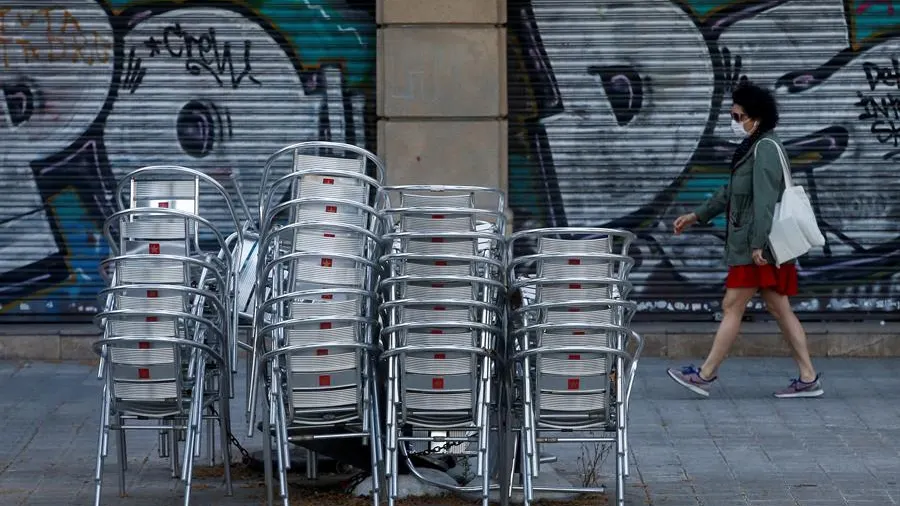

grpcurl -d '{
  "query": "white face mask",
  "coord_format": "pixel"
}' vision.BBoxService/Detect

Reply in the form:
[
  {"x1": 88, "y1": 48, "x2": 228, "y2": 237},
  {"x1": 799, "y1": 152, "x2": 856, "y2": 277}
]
[{"x1": 731, "y1": 118, "x2": 750, "y2": 138}]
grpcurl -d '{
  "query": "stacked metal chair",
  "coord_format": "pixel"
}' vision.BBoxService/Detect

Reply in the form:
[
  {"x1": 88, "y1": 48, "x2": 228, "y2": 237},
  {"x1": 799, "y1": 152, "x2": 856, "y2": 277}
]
[
  {"x1": 506, "y1": 228, "x2": 644, "y2": 506},
  {"x1": 93, "y1": 167, "x2": 243, "y2": 506},
  {"x1": 377, "y1": 186, "x2": 507, "y2": 506},
  {"x1": 249, "y1": 142, "x2": 386, "y2": 506}
]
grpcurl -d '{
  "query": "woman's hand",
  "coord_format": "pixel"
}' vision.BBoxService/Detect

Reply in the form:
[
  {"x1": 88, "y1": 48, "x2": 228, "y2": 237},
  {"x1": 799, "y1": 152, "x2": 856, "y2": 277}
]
[
  {"x1": 673, "y1": 213, "x2": 698, "y2": 235},
  {"x1": 752, "y1": 249, "x2": 767, "y2": 266}
]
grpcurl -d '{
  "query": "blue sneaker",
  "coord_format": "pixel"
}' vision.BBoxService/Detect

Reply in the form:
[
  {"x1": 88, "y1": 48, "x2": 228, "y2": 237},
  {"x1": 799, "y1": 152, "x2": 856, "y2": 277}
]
[
  {"x1": 667, "y1": 365, "x2": 716, "y2": 397},
  {"x1": 774, "y1": 375, "x2": 824, "y2": 398}
]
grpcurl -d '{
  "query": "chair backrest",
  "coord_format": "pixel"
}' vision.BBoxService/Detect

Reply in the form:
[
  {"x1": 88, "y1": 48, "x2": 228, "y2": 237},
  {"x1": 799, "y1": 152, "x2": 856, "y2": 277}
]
[{"x1": 274, "y1": 298, "x2": 369, "y2": 424}]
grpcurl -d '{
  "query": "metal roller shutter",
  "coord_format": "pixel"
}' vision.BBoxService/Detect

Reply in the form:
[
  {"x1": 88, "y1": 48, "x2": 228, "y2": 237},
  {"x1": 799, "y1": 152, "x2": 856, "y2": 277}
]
[
  {"x1": 0, "y1": 0, "x2": 376, "y2": 321},
  {"x1": 508, "y1": 0, "x2": 900, "y2": 319}
]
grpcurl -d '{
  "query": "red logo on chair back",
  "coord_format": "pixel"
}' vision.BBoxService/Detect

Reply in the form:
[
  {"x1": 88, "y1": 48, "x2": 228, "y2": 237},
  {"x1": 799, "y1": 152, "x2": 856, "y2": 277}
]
[
  {"x1": 567, "y1": 378, "x2": 580, "y2": 390},
  {"x1": 568, "y1": 258, "x2": 581, "y2": 265},
  {"x1": 321, "y1": 294, "x2": 333, "y2": 300},
  {"x1": 432, "y1": 283, "x2": 444, "y2": 288},
  {"x1": 431, "y1": 215, "x2": 445, "y2": 220},
  {"x1": 316, "y1": 349, "x2": 329, "y2": 356},
  {"x1": 158, "y1": 202, "x2": 169, "y2": 208},
  {"x1": 568, "y1": 354, "x2": 581, "y2": 361},
  {"x1": 434, "y1": 353, "x2": 446, "y2": 360},
  {"x1": 432, "y1": 377, "x2": 444, "y2": 389},
  {"x1": 434, "y1": 260, "x2": 447, "y2": 266},
  {"x1": 430, "y1": 329, "x2": 443, "y2": 335},
  {"x1": 433, "y1": 306, "x2": 445, "y2": 311},
  {"x1": 138, "y1": 342, "x2": 151, "y2": 379},
  {"x1": 323, "y1": 178, "x2": 335, "y2": 185},
  {"x1": 147, "y1": 290, "x2": 158, "y2": 298},
  {"x1": 431, "y1": 237, "x2": 444, "y2": 243},
  {"x1": 325, "y1": 205, "x2": 337, "y2": 213},
  {"x1": 568, "y1": 307, "x2": 581, "y2": 313},
  {"x1": 145, "y1": 316, "x2": 158, "y2": 322},
  {"x1": 319, "y1": 375, "x2": 331, "y2": 386},
  {"x1": 573, "y1": 330, "x2": 586, "y2": 336},
  {"x1": 148, "y1": 243, "x2": 160, "y2": 254},
  {"x1": 569, "y1": 284, "x2": 582, "y2": 290},
  {"x1": 321, "y1": 258, "x2": 333, "y2": 267},
  {"x1": 323, "y1": 233, "x2": 335, "y2": 238},
  {"x1": 320, "y1": 322, "x2": 332, "y2": 330}
]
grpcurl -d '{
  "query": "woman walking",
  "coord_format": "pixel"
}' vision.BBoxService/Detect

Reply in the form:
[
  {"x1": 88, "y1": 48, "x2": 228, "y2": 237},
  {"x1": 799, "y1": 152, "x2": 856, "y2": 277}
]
[{"x1": 666, "y1": 82, "x2": 823, "y2": 399}]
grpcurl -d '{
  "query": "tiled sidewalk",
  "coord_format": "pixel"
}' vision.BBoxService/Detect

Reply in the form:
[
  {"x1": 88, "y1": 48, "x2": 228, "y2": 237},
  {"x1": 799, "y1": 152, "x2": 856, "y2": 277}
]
[{"x1": 1, "y1": 357, "x2": 898, "y2": 505}]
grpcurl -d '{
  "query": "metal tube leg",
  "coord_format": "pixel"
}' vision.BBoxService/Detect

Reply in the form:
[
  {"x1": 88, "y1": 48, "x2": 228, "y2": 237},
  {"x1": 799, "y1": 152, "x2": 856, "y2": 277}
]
[
  {"x1": 274, "y1": 398, "x2": 289, "y2": 506},
  {"x1": 615, "y1": 355, "x2": 626, "y2": 506},
  {"x1": 519, "y1": 429, "x2": 532, "y2": 506},
  {"x1": 262, "y1": 397, "x2": 275, "y2": 506},
  {"x1": 368, "y1": 393, "x2": 381, "y2": 506},
  {"x1": 116, "y1": 415, "x2": 126, "y2": 497},
  {"x1": 208, "y1": 417, "x2": 216, "y2": 466},
  {"x1": 219, "y1": 394, "x2": 234, "y2": 496},
  {"x1": 94, "y1": 384, "x2": 111, "y2": 506},
  {"x1": 481, "y1": 425, "x2": 490, "y2": 506},
  {"x1": 170, "y1": 427, "x2": 179, "y2": 478}
]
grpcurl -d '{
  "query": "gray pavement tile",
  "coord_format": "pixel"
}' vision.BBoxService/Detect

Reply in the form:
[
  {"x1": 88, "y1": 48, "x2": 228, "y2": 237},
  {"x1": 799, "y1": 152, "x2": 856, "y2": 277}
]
[{"x1": 4, "y1": 357, "x2": 900, "y2": 505}]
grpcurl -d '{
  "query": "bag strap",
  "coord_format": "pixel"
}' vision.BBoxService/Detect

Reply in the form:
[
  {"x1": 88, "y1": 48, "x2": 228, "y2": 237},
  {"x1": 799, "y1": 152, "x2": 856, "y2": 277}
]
[{"x1": 754, "y1": 137, "x2": 793, "y2": 188}]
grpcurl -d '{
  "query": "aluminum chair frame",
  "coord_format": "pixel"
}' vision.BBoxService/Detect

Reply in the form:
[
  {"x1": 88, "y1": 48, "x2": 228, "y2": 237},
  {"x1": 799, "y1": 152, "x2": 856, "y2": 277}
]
[
  {"x1": 110, "y1": 166, "x2": 244, "y2": 377},
  {"x1": 506, "y1": 228, "x2": 644, "y2": 506},
  {"x1": 377, "y1": 185, "x2": 507, "y2": 506},
  {"x1": 94, "y1": 206, "x2": 235, "y2": 506},
  {"x1": 250, "y1": 142, "x2": 386, "y2": 506}
]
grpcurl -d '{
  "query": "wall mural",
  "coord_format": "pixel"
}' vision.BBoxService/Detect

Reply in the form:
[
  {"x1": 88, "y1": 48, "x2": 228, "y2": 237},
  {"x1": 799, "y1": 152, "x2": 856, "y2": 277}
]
[
  {"x1": 509, "y1": 0, "x2": 900, "y2": 316},
  {"x1": 0, "y1": 0, "x2": 375, "y2": 318},
  {"x1": 2, "y1": 0, "x2": 896, "y2": 319}
]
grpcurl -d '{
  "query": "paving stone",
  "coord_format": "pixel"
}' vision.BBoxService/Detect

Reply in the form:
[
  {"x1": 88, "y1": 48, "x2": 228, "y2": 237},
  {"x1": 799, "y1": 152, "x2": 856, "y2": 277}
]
[{"x1": 2, "y1": 357, "x2": 900, "y2": 505}]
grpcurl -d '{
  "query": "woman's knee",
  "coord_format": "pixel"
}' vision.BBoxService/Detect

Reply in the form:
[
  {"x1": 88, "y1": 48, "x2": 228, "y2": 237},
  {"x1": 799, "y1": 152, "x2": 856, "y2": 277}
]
[
  {"x1": 722, "y1": 289, "x2": 754, "y2": 315},
  {"x1": 762, "y1": 290, "x2": 790, "y2": 319}
]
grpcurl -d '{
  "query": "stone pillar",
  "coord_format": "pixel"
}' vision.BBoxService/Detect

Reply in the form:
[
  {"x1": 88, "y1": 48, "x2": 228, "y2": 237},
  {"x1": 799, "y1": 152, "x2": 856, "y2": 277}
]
[{"x1": 376, "y1": 0, "x2": 507, "y2": 197}]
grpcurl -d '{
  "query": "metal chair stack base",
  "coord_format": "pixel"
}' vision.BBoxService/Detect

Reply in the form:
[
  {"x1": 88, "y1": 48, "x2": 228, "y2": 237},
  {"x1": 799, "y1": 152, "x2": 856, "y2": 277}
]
[
  {"x1": 249, "y1": 142, "x2": 386, "y2": 506},
  {"x1": 506, "y1": 228, "x2": 644, "y2": 506},
  {"x1": 93, "y1": 166, "x2": 243, "y2": 506},
  {"x1": 377, "y1": 185, "x2": 507, "y2": 506}
]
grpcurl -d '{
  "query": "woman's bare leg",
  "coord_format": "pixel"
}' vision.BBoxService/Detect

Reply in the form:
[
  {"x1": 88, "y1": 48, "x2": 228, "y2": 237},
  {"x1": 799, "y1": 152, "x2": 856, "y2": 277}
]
[
  {"x1": 699, "y1": 287, "x2": 757, "y2": 379},
  {"x1": 760, "y1": 289, "x2": 817, "y2": 381}
]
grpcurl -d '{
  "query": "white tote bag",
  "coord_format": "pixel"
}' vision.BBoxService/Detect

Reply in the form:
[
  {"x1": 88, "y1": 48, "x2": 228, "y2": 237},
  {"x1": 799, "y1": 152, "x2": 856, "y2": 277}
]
[{"x1": 757, "y1": 138, "x2": 826, "y2": 265}]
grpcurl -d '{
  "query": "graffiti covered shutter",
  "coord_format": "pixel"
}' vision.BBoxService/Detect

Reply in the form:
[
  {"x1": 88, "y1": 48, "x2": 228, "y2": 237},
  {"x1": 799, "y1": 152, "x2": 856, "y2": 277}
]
[
  {"x1": 508, "y1": 0, "x2": 900, "y2": 317},
  {"x1": 0, "y1": 0, "x2": 375, "y2": 319}
]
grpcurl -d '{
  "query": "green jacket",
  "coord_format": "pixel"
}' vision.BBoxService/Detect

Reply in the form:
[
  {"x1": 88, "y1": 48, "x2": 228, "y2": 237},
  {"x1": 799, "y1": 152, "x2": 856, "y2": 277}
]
[{"x1": 693, "y1": 131, "x2": 787, "y2": 266}]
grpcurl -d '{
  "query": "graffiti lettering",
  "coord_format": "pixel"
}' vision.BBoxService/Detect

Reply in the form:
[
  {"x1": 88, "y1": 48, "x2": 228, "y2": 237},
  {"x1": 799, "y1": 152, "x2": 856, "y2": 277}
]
[
  {"x1": 511, "y1": 0, "x2": 900, "y2": 315},
  {"x1": 856, "y1": 59, "x2": 900, "y2": 159},
  {"x1": 137, "y1": 22, "x2": 261, "y2": 89},
  {"x1": 862, "y1": 58, "x2": 900, "y2": 90},
  {"x1": 0, "y1": 7, "x2": 111, "y2": 68}
]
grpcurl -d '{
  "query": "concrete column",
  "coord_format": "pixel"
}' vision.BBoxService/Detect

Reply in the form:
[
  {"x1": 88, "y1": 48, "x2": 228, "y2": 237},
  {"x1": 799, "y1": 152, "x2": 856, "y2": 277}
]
[{"x1": 376, "y1": 0, "x2": 507, "y2": 194}]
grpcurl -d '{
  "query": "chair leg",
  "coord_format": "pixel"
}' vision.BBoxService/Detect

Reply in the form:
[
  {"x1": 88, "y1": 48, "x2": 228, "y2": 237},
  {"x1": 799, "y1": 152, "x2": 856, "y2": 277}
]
[
  {"x1": 275, "y1": 396, "x2": 290, "y2": 506},
  {"x1": 367, "y1": 371, "x2": 382, "y2": 506},
  {"x1": 170, "y1": 427, "x2": 180, "y2": 478},
  {"x1": 119, "y1": 415, "x2": 128, "y2": 472},
  {"x1": 94, "y1": 384, "x2": 111, "y2": 506},
  {"x1": 219, "y1": 395, "x2": 234, "y2": 496},
  {"x1": 262, "y1": 396, "x2": 275, "y2": 506},
  {"x1": 481, "y1": 426, "x2": 490, "y2": 506},
  {"x1": 519, "y1": 429, "x2": 532, "y2": 506},
  {"x1": 116, "y1": 415, "x2": 127, "y2": 497},
  {"x1": 207, "y1": 417, "x2": 216, "y2": 466}
]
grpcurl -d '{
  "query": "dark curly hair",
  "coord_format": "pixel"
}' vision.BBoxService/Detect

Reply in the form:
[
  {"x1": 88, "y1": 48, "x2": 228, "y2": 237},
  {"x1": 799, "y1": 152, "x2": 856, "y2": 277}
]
[{"x1": 732, "y1": 82, "x2": 779, "y2": 133}]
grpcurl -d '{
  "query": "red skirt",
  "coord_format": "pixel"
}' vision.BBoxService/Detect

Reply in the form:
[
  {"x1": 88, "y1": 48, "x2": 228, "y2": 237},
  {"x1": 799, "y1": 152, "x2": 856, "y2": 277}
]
[{"x1": 726, "y1": 263, "x2": 799, "y2": 296}]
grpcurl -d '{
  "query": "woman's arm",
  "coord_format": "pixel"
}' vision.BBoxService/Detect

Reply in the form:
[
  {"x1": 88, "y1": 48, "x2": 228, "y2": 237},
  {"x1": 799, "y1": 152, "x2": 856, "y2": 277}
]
[
  {"x1": 751, "y1": 139, "x2": 784, "y2": 250},
  {"x1": 693, "y1": 183, "x2": 729, "y2": 224}
]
